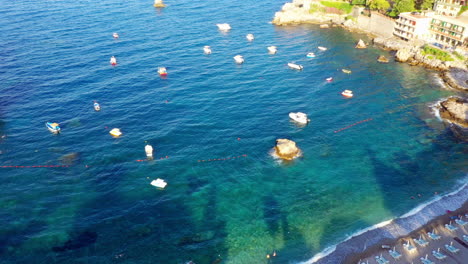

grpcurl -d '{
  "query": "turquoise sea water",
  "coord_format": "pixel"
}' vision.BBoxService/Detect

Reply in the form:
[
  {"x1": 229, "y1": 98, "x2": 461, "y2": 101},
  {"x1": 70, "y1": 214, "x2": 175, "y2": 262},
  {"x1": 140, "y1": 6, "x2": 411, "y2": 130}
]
[{"x1": 0, "y1": 1, "x2": 466, "y2": 263}]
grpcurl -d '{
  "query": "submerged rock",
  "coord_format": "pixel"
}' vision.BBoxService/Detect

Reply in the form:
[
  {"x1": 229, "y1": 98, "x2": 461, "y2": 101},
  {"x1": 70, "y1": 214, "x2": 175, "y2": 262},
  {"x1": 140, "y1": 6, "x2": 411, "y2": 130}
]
[
  {"x1": 274, "y1": 139, "x2": 301, "y2": 160},
  {"x1": 355, "y1": 39, "x2": 367, "y2": 49},
  {"x1": 377, "y1": 55, "x2": 389, "y2": 63},
  {"x1": 52, "y1": 231, "x2": 97, "y2": 252}
]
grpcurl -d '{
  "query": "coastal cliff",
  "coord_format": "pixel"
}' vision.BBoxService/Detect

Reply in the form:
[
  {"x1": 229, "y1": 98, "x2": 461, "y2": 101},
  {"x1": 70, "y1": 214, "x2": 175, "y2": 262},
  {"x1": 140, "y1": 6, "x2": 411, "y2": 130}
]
[{"x1": 436, "y1": 97, "x2": 468, "y2": 141}]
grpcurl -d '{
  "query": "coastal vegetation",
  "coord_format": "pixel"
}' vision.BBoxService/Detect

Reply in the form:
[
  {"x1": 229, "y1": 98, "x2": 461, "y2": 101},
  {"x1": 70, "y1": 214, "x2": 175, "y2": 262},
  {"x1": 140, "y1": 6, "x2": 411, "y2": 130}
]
[
  {"x1": 421, "y1": 45, "x2": 454, "y2": 61},
  {"x1": 320, "y1": 1, "x2": 353, "y2": 14}
]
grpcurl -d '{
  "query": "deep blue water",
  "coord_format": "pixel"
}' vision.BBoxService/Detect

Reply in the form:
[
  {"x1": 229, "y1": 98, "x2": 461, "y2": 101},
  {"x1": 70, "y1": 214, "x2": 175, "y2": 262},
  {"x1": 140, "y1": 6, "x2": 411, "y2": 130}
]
[{"x1": 0, "y1": 1, "x2": 466, "y2": 263}]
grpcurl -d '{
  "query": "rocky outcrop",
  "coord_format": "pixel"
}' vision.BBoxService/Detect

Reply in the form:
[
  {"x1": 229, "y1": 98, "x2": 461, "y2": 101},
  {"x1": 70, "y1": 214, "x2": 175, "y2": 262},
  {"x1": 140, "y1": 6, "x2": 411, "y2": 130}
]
[
  {"x1": 395, "y1": 47, "x2": 415, "y2": 62},
  {"x1": 442, "y1": 68, "x2": 468, "y2": 91},
  {"x1": 377, "y1": 55, "x2": 389, "y2": 63},
  {"x1": 274, "y1": 139, "x2": 301, "y2": 160},
  {"x1": 437, "y1": 97, "x2": 468, "y2": 141},
  {"x1": 355, "y1": 39, "x2": 367, "y2": 49},
  {"x1": 438, "y1": 97, "x2": 468, "y2": 128}
]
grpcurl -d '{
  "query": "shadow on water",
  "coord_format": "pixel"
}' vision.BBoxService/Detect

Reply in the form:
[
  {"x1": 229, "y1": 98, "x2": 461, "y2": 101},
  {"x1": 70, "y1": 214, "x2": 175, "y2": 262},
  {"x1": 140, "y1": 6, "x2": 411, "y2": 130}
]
[
  {"x1": 0, "y1": 220, "x2": 47, "y2": 255},
  {"x1": 262, "y1": 195, "x2": 308, "y2": 264}
]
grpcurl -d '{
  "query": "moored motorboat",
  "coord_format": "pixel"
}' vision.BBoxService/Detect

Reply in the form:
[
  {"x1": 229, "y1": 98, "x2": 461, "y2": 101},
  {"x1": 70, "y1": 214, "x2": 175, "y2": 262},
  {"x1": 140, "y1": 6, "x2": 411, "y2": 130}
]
[
  {"x1": 151, "y1": 178, "x2": 167, "y2": 188},
  {"x1": 203, "y1": 45, "x2": 212, "y2": 54},
  {"x1": 110, "y1": 56, "x2": 117, "y2": 65},
  {"x1": 93, "y1": 101, "x2": 101, "y2": 111},
  {"x1": 112, "y1": 32, "x2": 119, "y2": 39},
  {"x1": 145, "y1": 144, "x2": 154, "y2": 158},
  {"x1": 46, "y1": 122, "x2": 61, "y2": 134},
  {"x1": 341, "y1": 90, "x2": 353, "y2": 98},
  {"x1": 318, "y1": 46, "x2": 327, "y2": 51},
  {"x1": 233, "y1": 55, "x2": 244, "y2": 64},
  {"x1": 306, "y1": 52, "x2": 315, "y2": 58},
  {"x1": 109, "y1": 128, "x2": 122, "y2": 137},
  {"x1": 246, "y1": 33, "x2": 254, "y2": 41},
  {"x1": 326, "y1": 77, "x2": 333, "y2": 82},
  {"x1": 342, "y1": 69, "x2": 352, "y2": 74},
  {"x1": 267, "y1": 46, "x2": 277, "y2": 54},
  {"x1": 289, "y1": 112, "x2": 310, "y2": 124},
  {"x1": 288, "y1": 63, "x2": 303, "y2": 70},
  {"x1": 158, "y1": 67, "x2": 167, "y2": 76},
  {"x1": 216, "y1": 23, "x2": 231, "y2": 31}
]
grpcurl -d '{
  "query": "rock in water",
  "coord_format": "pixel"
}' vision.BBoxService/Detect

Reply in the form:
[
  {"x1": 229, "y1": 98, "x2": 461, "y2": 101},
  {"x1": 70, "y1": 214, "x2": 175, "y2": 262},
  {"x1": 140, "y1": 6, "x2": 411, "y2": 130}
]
[
  {"x1": 377, "y1": 55, "x2": 389, "y2": 63},
  {"x1": 274, "y1": 139, "x2": 301, "y2": 160},
  {"x1": 395, "y1": 48, "x2": 414, "y2": 62},
  {"x1": 153, "y1": 0, "x2": 166, "y2": 8},
  {"x1": 355, "y1": 39, "x2": 367, "y2": 49},
  {"x1": 438, "y1": 97, "x2": 468, "y2": 141},
  {"x1": 439, "y1": 97, "x2": 468, "y2": 127}
]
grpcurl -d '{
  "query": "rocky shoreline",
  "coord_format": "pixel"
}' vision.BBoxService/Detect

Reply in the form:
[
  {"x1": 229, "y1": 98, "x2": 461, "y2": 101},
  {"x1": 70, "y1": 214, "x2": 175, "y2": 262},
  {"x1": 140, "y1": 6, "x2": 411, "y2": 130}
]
[{"x1": 272, "y1": 1, "x2": 468, "y2": 90}]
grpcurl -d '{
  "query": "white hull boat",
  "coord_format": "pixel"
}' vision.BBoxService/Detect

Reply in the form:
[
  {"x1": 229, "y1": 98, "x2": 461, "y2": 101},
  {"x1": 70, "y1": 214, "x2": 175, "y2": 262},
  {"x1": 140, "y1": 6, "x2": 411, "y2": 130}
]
[
  {"x1": 233, "y1": 55, "x2": 244, "y2": 64},
  {"x1": 246, "y1": 34, "x2": 254, "y2": 41},
  {"x1": 46, "y1": 122, "x2": 61, "y2": 134},
  {"x1": 216, "y1": 23, "x2": 231, "y2": 31},
  {"x1": 267, "y1": 46, "x2": 277, "y2": 54},
  {"x1": 109, "y1": 128, "x2": 122, "y2": 137},
  {"x1": 94, "y1": 101, "x2": 101, "y2": 111},
  {"x1": 289, "y1": 112, "x2": 310, "y2": 124},
  {"x1": 145, "y1": 144, "x2": 154, "y2": 158},
  {"x1": 203, "y1": 46, "x2": 212, "y2": 54},
  {"x1": 341, "y1": 90, "x2": 353, "y2": 98},
  {"x1": 151, "y1": 178, "x2": 167, "y2": 189},
  {"x1": 306, "y1": 52, "x2": 315, "y2": 58},
  {"x1": 318, "y1": 46, "x2": 327, "y2": 51},
  {"x1": 110, "y1": 56, "x2": 117, "y2": 65},
  {"x1": 288, "y1": 63, "x2": 303, "y2": 70}
]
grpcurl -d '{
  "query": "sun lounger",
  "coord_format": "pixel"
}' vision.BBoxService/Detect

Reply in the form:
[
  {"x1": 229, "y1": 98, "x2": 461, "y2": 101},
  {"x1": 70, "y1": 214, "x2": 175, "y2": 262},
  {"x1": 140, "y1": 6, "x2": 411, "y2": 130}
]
[
  {"x1": 414, "y1": 237, "x2": 429, "y2": 247},
  {"x1": 463, "y1": 234, "x2": 468, "y2": 243},
  {"x1": 432, "y1": 249, "x2": 447, "y2": 260},
  {"x1": 445, "y1": 223, "x2": 458, "y2": 231},
  {"x1": 420, "y1": 257, "x2": 435, "y2": 264},
  {"x1": 374, "y1": 256, "x2": 389, "y2": 264},
  {"x1": 455, "y1": 218, "x2": 467, "y2": 226},
  {"x1": 427, "y1": 231, "x2": 441, "y2": 241},
  {"x1": 404, "y1": 242, "x2": 416, "y2": 252},
  {"x1": 388, "y1": 249, "x2": 401, "y2": 259},
  {"x1": 445, "y1": 243, "x2": 459, "y2": 253}
]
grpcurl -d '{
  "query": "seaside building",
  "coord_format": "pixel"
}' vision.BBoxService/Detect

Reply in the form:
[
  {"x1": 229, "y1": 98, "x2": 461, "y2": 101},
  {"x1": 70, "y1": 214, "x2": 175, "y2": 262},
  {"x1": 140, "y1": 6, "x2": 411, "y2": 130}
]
[
  {"x1": 433, "y1": 0, "x2": 465, "y2": 17},
  {"x1": 429, "y1": 13, "x2": 468, "y2": 49},
  {"x1": 393, "y1": 12, "x2": 434, "y2": 41}
]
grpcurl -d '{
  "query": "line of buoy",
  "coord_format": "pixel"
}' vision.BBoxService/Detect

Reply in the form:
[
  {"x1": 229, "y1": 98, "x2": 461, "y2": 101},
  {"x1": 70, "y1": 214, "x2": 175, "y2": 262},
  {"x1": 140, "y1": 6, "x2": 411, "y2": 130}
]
[
  {"x1": 334, "y1": 118, "x2": 372, "y2": 133},
  {"x1": 136, "y1": 156, "x2": 169, "y2": 162},
  {"x1": 197, "y1": 154, "x2": 247, "y2": 163},
  {"x1": 0, "y1": 165, "x2": 71, "y2": 168}
]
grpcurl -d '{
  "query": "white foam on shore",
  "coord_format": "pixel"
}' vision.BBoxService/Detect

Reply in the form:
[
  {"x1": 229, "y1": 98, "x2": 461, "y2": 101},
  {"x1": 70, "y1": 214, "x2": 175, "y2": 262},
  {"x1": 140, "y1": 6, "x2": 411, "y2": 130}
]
[{"x1": 299, "y1": 179, "x2": 467, "y2": 264}]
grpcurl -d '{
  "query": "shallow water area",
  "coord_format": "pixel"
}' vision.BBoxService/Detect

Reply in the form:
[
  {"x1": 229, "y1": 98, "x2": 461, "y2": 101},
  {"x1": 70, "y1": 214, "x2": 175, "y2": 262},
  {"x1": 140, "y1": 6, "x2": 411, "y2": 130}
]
[{"x1": 0, "y1": 1, "x2": 467, "y2": 264}]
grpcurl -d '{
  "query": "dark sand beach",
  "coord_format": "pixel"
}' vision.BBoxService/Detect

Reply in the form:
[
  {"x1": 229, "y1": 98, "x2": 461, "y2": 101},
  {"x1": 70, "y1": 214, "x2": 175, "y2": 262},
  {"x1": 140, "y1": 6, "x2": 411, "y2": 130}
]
[{"x1": 309, "y1": 185, "x2": 468, "y2": 264}]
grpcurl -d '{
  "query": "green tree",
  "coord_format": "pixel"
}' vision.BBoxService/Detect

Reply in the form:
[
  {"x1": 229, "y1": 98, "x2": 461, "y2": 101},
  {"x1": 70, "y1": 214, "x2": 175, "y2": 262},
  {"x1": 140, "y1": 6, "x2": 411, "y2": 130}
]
[
  {"x1": 369, "y1": 0, "x2": 390, "y2": 11},
  {"x1": 420, "y1": 0, "x2": 434, "y2": 10},
  {"x1": 392, "y1": 0, "x2": 416, "y2": 16},
  {"x1": 351, "y1": 0, "x2": 366, "y2": 5}
]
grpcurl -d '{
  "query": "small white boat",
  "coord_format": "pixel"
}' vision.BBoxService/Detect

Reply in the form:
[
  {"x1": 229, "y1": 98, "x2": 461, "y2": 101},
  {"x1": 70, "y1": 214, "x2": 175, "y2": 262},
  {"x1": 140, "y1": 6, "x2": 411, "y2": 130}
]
[
  {"x1": 93, "y1": 101, "x2": 101, "y2": 111},
  {"x1": 289, "y1": 112, "x2": 310, "y2": 124},
  {"x1": 288, "y1": 63, "x2": 303, "y2": 70},
  {"x1": 158, "y1": 67, "x2": 167, "y2": 76},
  {"x1": 326, "y1": 77, "x2": 333, "y2": 82},
  {"x1": 318, "y1": 46, "x2": 327, "y2": 51},
  {"x1": 233, "y1": 55, "x2": 244, "y2": 64},
  {"x1": 46, "y1": 122, "x2": 61, "y2": 134},
  {"x1": 341, "y1": 90, "x2": 353, "y2": 98},
  {"x1": 306, "y1": 52, "x2": 315, "y2": 58},
  {"x1": 342, "y1": 69, "x2": 352, "y2": 74},
  {"x1": 109, "y1": 128, "x2": 122, "y2": 137},
  {"x1": 110, "y1": 56, "x2": 117, "y2": 65},
  {"x1": 145, "y1": 144, "x2": 153, "y2": 158},
  {"x1": 267, "y1": 46, "x2": 277, "y2": 54},
  {"x1": 151, "y1": 178, "x2": 167, "y2": 188},
  {"x1": 112, "y1": 32, "x2": 119, "y2": 39},
  {"x1": 203, "y1": 45, "x2": 212, "y2": 54},
  {"x1": 216, "y1": 23, "x2": 231, "y2": 31},
  {"x1": 246, "y1": 33, "x2": 254, "y2": 41}
]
